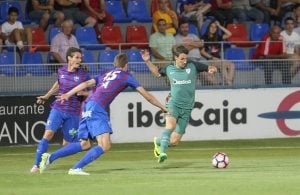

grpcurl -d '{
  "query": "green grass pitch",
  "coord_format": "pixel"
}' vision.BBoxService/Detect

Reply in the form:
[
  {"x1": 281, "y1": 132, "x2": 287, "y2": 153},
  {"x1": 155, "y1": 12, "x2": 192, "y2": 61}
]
[{"x1": 1, "y1": 138, "x2": 300, "y2": 195}]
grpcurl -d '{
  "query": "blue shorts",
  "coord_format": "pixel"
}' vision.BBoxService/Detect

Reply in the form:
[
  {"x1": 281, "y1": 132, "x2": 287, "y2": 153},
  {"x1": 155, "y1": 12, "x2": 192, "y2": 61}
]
[
  {"x1": 78, "y1": 101, "x2": 112, "y2": 140},
  {"x1": 46, "y1": 108, "x2": 79, "y2": 142}
]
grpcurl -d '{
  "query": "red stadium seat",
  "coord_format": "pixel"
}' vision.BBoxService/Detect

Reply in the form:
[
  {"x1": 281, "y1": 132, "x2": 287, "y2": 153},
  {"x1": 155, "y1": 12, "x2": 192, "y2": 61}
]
[
  {"x1": 100, "y1": 25, "x2": 124, "y2": 49},
  {"x1": 31, "y1": 27, "x2": 50, "y2": 51},
  {"x1": 226, "y1": 23, "x2": 255, "y2": 47},
  {"x1": 126, "y1": 25, "x2": 148, "y2": 49}
]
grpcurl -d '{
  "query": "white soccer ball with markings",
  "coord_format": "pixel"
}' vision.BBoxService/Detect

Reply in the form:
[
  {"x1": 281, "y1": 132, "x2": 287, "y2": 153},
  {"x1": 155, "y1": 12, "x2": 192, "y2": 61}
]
[{"x1": 212, "y1": 152, "x2": 229, "y2": 168}]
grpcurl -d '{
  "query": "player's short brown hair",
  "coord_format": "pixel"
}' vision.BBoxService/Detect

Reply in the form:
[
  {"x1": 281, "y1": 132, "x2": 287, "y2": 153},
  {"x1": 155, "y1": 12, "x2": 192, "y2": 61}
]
[
  {"x1": 172, "y1": 45, "x2": 189, "y2": 57},
  {"x1": 114, "y1": 53, "x2": 128, "y2": 68}
]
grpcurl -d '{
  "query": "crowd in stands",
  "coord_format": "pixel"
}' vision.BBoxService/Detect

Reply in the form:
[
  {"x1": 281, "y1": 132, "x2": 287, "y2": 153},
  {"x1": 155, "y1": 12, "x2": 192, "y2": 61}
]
[{"x1": 0, "y1": 0, "x2": 299, "y2": 86}]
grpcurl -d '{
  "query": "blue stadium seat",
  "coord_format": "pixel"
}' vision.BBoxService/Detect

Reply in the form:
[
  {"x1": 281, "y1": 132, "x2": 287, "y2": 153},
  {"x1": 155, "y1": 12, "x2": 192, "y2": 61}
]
[
  {"x1": 224, "y1": 48, "x2": 255, "y2": 70},
  {"x1": 188, "y1": 24, "x2": 199, "y2": 36},
  {"x1": 249, "y1": 23, "x2": 270, "y2": 42},
  {"x1": 106, "y1": 0, "x2": 131, "y2": 23},
  {"x1": 0, "y1": 1, "x2": 31, "y2": 24},
  {"x1": 75, "y1": 27, "x2": 105, "y2": 50},
  {"x1": 127, "y1": 0, "x2": 152, "y2": 22},
  {"x1": 125, "y1": 49, "x2": 148, "y2": 72},
  {"x1": 98, "y1": 50, "x2": 119, "y2": 73},
  {"x1": 48, "y1": 27, "x2": 61, "y2": 44},
  {"x1": 21, "y1": 52, "x2": 51, "y2": 76},
  {"x1": 0, "y1": 52, "x2": 25, "y2": 76},
  {"x1": 175, "y1": 0, "x2": 187, "y2": 15},
  {"x1": 82, "y1": 50, "x2": 98, "y2": 75}
]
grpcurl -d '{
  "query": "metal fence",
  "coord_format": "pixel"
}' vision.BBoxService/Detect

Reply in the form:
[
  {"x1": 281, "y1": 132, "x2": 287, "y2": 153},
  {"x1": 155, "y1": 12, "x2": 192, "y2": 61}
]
[
  {"x1": 0, "y1": 42, "x2": 300, "y2": 96},
  {"x1": 0, "y1": 59, "x2": 299, "y2": 96}
]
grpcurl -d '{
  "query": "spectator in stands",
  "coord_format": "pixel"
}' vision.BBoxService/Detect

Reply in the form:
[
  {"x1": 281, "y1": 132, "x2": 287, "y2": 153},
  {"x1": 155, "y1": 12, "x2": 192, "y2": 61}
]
[
  {"x1": 281, "y1": 17, "x2": 300, "y2": 79},
  {"x1": 283, "y1": 3, "x2": 300, "y2": 31},
  {"x1": 250, "y1": 0, "x2": 280, "y2": 24},
  {"x1": 81, "y1": 0, "x2": 113, "y2": 40},
  {"x1": 232, "y1": 0, "x2": 264, "y2": 23},
  {"x1": 0, "y1": 26, "x2": 3, "y2": 53},
  {"x1": 175, "y1": 19, "x2": 220, "y2": 85},
  {"x1": 175, "y1": 19, "x2": 206, "y2": 62},
  {"x1": 153, "y1": 0, "x2": 178, "y2": 35},
  {"x1": 50, "y1": 19, "x2": 79, "y2": 63},
  {"x1": 149, "y1": 18, "x2": 176, "y2": 63},
  {"x1": 200, "y1": 20, "x2": 235, "y2": 85},
  {"x1": 55, "y1": 0, "x2": 96, "y2": 27},
  {"x1": 27, "y1": 0, "x2": 65, "y2": 31},
  {"x1": 208, "y1": 0, "x2": 233, "y2": 26},
  {"x1": 252, "y1": 25, "x2": 291, "y2": 85},
  {"x1": 0, "y1": 7, "x2": 36, "y2": 56},
  {"x1": 179, "y1": 0, "x2": 211, "y2": 32},
  {"x1": 278, "y1": 0, "x2": 299, "y2": 22}
]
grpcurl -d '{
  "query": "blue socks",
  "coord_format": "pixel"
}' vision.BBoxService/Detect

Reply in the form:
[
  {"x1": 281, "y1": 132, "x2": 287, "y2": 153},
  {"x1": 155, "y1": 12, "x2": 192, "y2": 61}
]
[
  {"x1": 72, "y1": 146, "x2": 104, "y2": 169},
  {"x1": 35, "y1": 138, "x2": 49, "y2": 166},
  {"x1": 49, "y1": 142, "x2": 82, "y2": 163},
  {"x1": 160, "y1": 129, "x2": 172, "y2": 154}
]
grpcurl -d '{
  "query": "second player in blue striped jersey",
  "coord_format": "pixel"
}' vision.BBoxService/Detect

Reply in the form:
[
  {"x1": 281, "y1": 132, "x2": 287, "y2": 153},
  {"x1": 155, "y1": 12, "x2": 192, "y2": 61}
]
[{"x1": 30, "y1": 47, "x2": 90, "y2": 173}]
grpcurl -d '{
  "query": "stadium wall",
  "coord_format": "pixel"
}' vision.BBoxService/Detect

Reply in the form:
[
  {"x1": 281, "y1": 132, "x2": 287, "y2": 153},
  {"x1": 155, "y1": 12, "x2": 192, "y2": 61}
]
[{"x1": 0, "y1": 88, "x2": 299, "y2": 146}]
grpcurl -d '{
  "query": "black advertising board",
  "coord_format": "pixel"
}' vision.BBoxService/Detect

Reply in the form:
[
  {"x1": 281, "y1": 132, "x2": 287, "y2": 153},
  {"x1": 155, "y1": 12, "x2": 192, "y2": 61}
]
[{"x1": 0, "y1": 96, "x2": 63, "y2": 146}]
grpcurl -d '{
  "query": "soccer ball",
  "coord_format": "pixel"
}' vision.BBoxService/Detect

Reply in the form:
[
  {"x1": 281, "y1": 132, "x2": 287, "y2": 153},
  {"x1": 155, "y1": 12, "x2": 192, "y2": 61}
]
[{"x1": 212, "y1": 152, "x2": 229, "y2": 168}]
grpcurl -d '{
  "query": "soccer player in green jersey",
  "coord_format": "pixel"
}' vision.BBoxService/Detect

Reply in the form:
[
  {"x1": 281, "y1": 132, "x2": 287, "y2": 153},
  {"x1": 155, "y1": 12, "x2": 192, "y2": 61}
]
[{"x1": 141, "y1": 45, "x2": 217, "y2": 163}]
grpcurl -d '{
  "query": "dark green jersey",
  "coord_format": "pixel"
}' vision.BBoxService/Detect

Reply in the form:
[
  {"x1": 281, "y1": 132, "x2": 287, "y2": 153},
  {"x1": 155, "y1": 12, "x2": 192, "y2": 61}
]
[{"x1": 160, "y1": 61, "x2": 208, "y2": 109}]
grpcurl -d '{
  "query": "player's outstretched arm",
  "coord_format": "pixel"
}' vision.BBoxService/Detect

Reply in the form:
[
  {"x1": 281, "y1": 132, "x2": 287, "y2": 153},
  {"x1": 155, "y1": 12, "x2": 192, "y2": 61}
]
[
  {"x1": 141, "y1": 49, "x2": 161, "y2": 78},
  {"x1": 136, "y1": 86, "x2": 168, "y2": 113},
  {"x1": 56, "y1": 79, "x2": 96, "y2": 103},
  {"x1": 36, "y1": 81, "x2": 59, "y2": 104}
]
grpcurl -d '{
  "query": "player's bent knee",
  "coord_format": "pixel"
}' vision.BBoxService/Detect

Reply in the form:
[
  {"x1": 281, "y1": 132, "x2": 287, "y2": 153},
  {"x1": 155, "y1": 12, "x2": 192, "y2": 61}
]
[
  {"x1": 43, "y1": 130, "x2": 54, "y2": 140},
  {"x1": 99, "y1": 142, "x2": 111, "y2": 153},
  {"x1": 80, "y1": 140, "x2": 91, "y2": 150}
]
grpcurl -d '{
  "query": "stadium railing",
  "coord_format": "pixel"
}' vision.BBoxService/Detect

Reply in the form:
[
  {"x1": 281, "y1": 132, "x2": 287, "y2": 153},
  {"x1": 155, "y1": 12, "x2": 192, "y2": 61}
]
[{"x1": 0, "y1": 41, "x2": 299, "y2": 96}]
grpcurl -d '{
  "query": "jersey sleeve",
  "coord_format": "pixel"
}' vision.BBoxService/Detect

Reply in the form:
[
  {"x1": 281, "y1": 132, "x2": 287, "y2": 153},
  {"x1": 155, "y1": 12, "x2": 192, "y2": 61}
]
[
  {"x1": 127, "y1": 74, "x2": 141, "y2": 89},
  {"x1": 158, "y1": 66, "x2": 167, "y2": 77},
  {"x1": 93, "y1": 75, "x2": 100, "y2": 86},
  {"x1": 85, "y1": 72, "x2": 91, "y2": 81},
  {"x1": 190, "y1": 60, "x2": 208, "y2": 73}
]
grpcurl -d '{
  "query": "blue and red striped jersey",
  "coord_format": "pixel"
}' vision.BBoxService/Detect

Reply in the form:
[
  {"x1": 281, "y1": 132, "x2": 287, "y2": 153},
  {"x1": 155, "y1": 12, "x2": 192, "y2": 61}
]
[
  {"x1": 51, "y1": 65, "x2": 90, "y2": 115},
  {"x1": 87, "y1": 68, "x2": 140, "y2": 109}
]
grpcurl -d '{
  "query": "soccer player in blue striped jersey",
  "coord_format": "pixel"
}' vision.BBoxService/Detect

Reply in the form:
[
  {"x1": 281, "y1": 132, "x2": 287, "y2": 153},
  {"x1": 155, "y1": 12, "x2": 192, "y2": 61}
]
[
  {"x1": 141, "y1": 45, "x2": 217, "y2": 163},
  {"x1": 30, "y1": 47, "x2": 90, "y2": 173},
  {"x1": 39, "y1": 53, "x2": 168, "y2": 175}
]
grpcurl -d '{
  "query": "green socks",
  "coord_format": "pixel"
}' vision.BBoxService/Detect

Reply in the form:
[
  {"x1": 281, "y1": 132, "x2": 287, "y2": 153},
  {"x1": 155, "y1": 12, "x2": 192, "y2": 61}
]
[{"x1": 160, "y1": 129, "x2": 172, "y2": 154}]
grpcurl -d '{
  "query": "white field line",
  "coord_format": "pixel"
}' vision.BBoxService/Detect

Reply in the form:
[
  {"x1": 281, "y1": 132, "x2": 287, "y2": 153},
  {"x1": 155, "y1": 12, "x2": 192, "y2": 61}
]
[{"x1": 2, "y1": 146, "x2": 300, "y2": 156}]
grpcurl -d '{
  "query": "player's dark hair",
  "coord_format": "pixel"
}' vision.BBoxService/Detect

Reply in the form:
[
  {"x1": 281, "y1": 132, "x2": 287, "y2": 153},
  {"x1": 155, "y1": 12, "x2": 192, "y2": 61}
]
[
  {"x1": 8, "y1": 7, "x2": 19, "y2": 15},
  {"x1": 66, "y1": 47, "x2": 82, "y2": 61},
  {"x1": 66, "y1": 47, "x2": 88, "y2": 70},
  {"x1": 172, "y1": 45, "x2": 189, "y2": 57},
  {"x1": 114, "y1": 53, "x2": 128, "y2": 68}
]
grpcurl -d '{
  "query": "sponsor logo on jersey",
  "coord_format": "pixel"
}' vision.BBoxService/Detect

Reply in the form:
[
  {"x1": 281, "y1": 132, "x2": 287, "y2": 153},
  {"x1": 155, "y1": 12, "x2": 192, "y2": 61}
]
[{"x1": 173, "y1": 79, "x2": 191, "y2": 85}]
